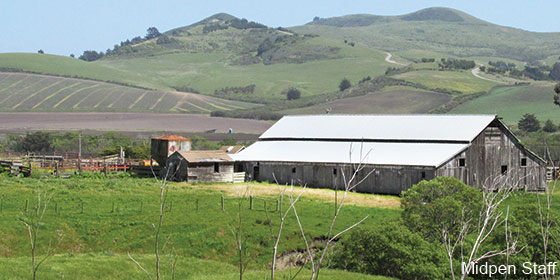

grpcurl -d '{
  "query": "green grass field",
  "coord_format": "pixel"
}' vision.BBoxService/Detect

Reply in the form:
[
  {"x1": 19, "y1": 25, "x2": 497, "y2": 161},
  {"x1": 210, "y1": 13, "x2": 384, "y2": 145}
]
[
  {"x1": 0, "y1": 254, "x2": 394, "y2": 280},
  {"x1": 0, "y1": 174, "x2": 399, "y2": 279},
  {"x1": 281, "y1": 86, "x2": 451, "y2": 115},
  {"x1": 450, "y1": 84, "x2": 558, "y2": 123},
  {"x1": 0, "y1": 73, "x2": 257, "y2": 113},
  {"x1": 95, "y1": 37, "x2": 392, "y2": 99},
  {"x1": 394, "y1": 69, "x2": 499, "y2": 93}
]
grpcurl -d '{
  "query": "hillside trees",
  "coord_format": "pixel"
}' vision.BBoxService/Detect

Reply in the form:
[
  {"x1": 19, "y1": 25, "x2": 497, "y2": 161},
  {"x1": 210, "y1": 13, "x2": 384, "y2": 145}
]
[
  {"x1": 524, "y1": 66, "x2": 547, "y2": 80},
  {"x1": 286, "y1": 88, "x2": 301, "y2": 100},
  {"x1": 518, "y1": 113, "x2": 541, "y2": 132},
  {"x1": 145, "y1": 27, "x2": 161, "y2": 40},
  {"x1": 438, "y1": 58, "x2": 475, "y2": 70},
  {"x1": 550, "y1": 63, "x2": 560, "y2": 80},
  {"x1": 543, "y1": 120, "x2": 557, "y2": 133},
  {"x1": 339, "y1": 78, "x2": 351, "y2": 91},
  {"x1": 555, "y1": 82, "x2": 560, "y2": 107},
  {"x1": 79, "y1": 50, "x2": 104, "y2": 62}
]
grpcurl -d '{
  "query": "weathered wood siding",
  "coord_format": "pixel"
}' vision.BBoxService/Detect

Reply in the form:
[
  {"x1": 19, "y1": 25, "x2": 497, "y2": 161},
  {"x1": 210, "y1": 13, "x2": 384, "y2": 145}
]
[
  {"x1": 166, "y1": 153, "x2": 234, "y2": 183},
  {"x1": 243, "y1": 161, "x2": 435, "y2": 195},
  {"x1": 436, "y1": 122, "x2": 546, "y2": 190},
  {"x1": 187, "y1": 163, "x2": 234, "y2": 183}
]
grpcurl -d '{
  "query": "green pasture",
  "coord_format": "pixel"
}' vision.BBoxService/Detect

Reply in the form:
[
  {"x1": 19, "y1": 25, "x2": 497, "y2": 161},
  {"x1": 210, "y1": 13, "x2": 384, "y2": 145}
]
[
  {"x1": 450, "y1": 84, "x2": 559, "y2": 124},
  {"x1": 0, "y1": 174, "x2": 399, "y2": 279},
  {"x1": 394, "y1": 69, "x2": 499, "y2": 93},
  {"x1": 96, "y1": 37, "x2": 392, "y2": 99}
]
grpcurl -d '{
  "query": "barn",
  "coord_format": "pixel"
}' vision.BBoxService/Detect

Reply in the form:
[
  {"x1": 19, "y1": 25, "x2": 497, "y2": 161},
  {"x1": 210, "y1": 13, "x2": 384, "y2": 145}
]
[{"x1": 232, "y1": 114, "x2": 546, "y2": 194}]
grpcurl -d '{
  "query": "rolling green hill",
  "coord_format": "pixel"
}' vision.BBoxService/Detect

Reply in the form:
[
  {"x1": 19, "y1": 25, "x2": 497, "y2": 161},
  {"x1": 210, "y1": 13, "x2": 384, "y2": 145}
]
[
  {"x1": 0, "y1": 8, "x2": 558, "y2": 121},
  {"x1": 292, "y1": 7, "x2": 560, "y2": 63},
  {"x1": 450, "y1": 84, "x2": 559, "y2": 123}
]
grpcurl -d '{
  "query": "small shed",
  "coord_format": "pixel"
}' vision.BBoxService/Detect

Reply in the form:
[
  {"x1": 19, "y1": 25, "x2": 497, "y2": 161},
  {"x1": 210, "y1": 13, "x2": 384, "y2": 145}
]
[
  {"x1": 151, "y1": 135, "x2": 191, "y2": 166},
  {"x1": 166, "y1": 150, "x2": 242, "y2": 183}
]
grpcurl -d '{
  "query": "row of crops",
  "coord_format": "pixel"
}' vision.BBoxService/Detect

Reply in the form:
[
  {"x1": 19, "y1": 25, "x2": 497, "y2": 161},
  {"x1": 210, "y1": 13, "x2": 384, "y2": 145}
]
[{"x1": 0, "y1": 73, "x2": 257, "y2": 113}]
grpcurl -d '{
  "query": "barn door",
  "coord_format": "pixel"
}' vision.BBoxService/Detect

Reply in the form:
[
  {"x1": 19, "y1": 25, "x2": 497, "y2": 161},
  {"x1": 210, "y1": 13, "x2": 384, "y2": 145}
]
[{"x1": 253, "y1": 166, "x2": 260, "y2": 182}]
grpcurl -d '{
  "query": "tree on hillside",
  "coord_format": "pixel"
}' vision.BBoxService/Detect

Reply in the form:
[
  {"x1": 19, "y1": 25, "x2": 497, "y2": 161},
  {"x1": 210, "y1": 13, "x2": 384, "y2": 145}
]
[
  {"x1": 37, "y1": 49, "x2": 44, "y2": 54},
  {"x1": 518, "y1": 113, "x2": 540, "y2": 132},
  {"x1": 551, "y1": 63, "x2": 560, "y2": 81},
  {"x1": 543, "y1": 119, "x2": 557, "y2": 133},
  {"x1": 286, "y1": 88, "x2": 301, "y2": 100},
  {"x1": 339, "y1": 78, "x2": 351, "y2": 91},
  {"x1": 555, "y1": 83, "x2": 560, "y2": 107},
  {"x1": 145, "y1": 27, "x2": 161, "y2": 40},
  {"x1": 79, "y1": 50, "x2": 103, "y2": 62}
]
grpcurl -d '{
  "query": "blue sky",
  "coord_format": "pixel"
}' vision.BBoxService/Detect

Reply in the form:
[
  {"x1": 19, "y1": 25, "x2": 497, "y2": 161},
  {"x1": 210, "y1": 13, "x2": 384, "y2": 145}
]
[{"x1": 2, "y1": 0, "x2": 559, "y2": 56}]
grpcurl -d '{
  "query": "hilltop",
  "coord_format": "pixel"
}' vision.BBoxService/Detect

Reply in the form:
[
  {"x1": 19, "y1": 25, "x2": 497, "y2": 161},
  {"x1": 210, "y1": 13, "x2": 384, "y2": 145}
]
[
  {"x1": 293, "y1": 7, "x2": 560, "y2": 62},
  {"x1": 0, "y1": 8, "x2": 559, "y2": 122}
]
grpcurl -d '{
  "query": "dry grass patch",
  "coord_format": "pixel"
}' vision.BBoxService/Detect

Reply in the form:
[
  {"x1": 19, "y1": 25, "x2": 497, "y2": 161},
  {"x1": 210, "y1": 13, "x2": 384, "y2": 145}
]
[{"x1": 181, "y1": 182, "x2": 401, "y2": 209}]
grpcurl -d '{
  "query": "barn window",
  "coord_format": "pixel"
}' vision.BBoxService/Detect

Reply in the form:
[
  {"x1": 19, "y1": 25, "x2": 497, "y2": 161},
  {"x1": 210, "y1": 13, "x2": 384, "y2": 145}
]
[
  {"x1": 458, "y1": 158, "x2": 466, "y2": 167},
  {"x1": 421, "y1": 171, "x2": 426, "y2": 179},
  {"x1": 333, "y1": 168, "x2": 337, "y2": 176},
  {"x1": 214, "y1": 163, "x2": 220, "y2": 173},
  {"x1": 501, "y1": 165, "x2": 508, "y2": 175},
  {"x1": 521, "y1": 158, "x2": 527, "y2": 167},
  {"x1": 292, "y1": 167, "x2": 296, "y2": 174}
]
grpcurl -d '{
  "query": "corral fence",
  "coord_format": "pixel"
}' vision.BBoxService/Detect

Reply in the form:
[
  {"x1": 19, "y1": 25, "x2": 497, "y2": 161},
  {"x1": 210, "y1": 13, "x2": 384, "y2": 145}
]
[
  {"x1": 0, "y1": 194, "x2": 280, "y2": 217},
  {"x1": 221, "y1": 195, "x2": 281, "y2": 213}
]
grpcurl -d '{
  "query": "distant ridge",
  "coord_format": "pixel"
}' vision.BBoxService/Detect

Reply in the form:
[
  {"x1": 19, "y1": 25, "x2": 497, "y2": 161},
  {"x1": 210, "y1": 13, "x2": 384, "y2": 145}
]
[{"x1": 307, "y1": 7, "x2": 486, "y2": 27}]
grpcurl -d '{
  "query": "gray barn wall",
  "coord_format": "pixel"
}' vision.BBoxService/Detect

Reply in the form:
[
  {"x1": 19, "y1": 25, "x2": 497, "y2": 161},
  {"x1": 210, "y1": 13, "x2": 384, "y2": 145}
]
[
  {"x1": 187, "y1": 163, "x2": 234, "y2": 183},
  {"x1": 243, "y1": 161, "x2": 435, "y2": 195},
  {"x1": 436, "y1": 123, "x2": 546, "y2": 190}
]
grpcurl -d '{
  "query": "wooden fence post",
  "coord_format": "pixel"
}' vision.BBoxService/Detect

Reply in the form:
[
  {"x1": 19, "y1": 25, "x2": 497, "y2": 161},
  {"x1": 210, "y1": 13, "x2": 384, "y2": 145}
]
[
  {"x1": 221, "y1": 196, "x2": 224, "y2": 211},
  {"x1": 276, "y1": 199, "x2": 279, "y2": 212},
  {"x1": 249, "y1": 196, "x2": 253, "y2": 210},
  {"x1": 25, "y1": 199, "x2": 28, "y2": 212}
]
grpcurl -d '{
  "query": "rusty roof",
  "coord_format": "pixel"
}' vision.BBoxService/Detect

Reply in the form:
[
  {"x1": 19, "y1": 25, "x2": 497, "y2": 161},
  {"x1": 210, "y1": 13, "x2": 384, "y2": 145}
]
[
  {"x1": 220, "y1": 145, "x2": 245, "y2": 154},
  {"x1": 152, "y1": 134, "x2": 190, "y2": 141},
  {"x1": 176, "y1": 150, "x2": 233, "y2": 163}
]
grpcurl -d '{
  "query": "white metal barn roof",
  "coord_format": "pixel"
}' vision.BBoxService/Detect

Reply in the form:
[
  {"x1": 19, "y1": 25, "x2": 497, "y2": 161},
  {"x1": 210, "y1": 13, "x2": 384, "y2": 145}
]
[
  {"x1": 259, "y1": 114, "x2": 497, "y2": 142},
  {"x1": 231, "y1": 141, "x2": 469, "y2": 167}
]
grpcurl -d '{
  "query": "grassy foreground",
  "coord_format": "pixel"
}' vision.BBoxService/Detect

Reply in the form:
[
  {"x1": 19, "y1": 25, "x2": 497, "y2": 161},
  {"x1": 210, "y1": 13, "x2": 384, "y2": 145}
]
[
  {"x1": 0, "y1": 174, "x2": 399, "y2": 279},
  {"x1": 0, "y1": 254, "x2": 394, "y2": 280}
]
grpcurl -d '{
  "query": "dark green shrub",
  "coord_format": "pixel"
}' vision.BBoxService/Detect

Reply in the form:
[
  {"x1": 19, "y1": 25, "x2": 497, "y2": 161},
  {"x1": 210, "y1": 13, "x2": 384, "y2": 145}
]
[{"x1": 331, "y1": 223, "x2": 448, "y2": 280}]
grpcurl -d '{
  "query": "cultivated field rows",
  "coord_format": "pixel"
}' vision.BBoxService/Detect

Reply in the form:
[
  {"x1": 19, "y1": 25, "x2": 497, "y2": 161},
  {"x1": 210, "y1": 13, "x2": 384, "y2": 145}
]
[{"x1": 0, "y1": 73, "x2": 258, "y2": 113}]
